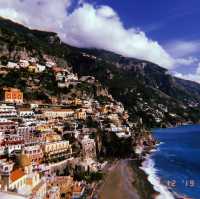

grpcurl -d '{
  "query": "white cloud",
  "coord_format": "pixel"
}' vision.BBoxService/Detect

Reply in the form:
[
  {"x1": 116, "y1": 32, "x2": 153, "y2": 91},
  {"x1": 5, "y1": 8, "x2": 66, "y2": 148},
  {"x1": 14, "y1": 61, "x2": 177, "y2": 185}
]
[
  {"x1": 96, "y1": 5, "x2": 117, "y2": 18},
  {"x1": 63, "y1": 4, "x2": 175, "y2": 68},
  {"x1": 1, "y1": 1, "x2": 200, "y2": 71},
  {"x1": 175, "y1": 56, "x2": 199, "y2": 66},
  {"x1": 0, "y1": 0, "x2": 175, "y2": 69},
  {"x1": 0, "y1": 0, "x2": 71, "y2": 32},
  {"x1": 165, "y1": 40, "x2": 200, "y2": 69},
  {"x1": 174, "y1": 63, "x2": 200, "y2": 83},
  {"x1": 0, "y1": 8, "x2": 26, "y2": 23},
  {"x1": 165, "y1": 40, "x2": 200, "y2": 58},
  {"x1": 196, "y1": 63, "x2": 200, "y2": 74},
  {"x1": 174, "y1": 72, "x2": 200, "y2": 83}
]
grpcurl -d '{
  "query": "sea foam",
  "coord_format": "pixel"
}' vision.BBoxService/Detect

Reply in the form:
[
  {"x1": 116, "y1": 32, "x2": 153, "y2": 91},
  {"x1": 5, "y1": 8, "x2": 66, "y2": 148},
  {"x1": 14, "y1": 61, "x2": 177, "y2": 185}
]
[{"x1": 140, "y1": 153, "x2": 175, "y2": 199}]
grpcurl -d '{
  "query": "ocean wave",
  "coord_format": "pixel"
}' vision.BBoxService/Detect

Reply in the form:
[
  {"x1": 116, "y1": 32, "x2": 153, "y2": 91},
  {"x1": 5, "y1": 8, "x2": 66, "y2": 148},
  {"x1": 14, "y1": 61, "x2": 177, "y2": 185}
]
[
  {"x1": 156, "y1": 141, "x2": 164, "y2": 146},
  {"x1": 140, "y1": 154, "x2": 175, "y2": 199},
  {"x1": 150, "y1": 148, "x2": 161, "y2": 153},
  {"x1": 150, "y1": 149, "x2": 157, "y2": 153}
]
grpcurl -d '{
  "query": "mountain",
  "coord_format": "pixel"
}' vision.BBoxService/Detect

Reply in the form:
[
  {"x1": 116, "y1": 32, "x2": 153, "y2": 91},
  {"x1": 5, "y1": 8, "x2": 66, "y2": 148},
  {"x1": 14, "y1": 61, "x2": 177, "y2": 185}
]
[{"x1": 1, "y1": 17, "x2": 200, "y2": 128}]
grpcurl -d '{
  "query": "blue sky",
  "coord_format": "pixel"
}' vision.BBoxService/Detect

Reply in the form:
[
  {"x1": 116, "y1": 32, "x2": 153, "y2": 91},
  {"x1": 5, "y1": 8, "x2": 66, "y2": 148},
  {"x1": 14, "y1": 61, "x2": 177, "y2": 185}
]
[
  {"x1": 84, "y1": 0, "x2": 200, "y2": 75},
  {"x1": 87, "y1": 0, "x2": 200, "y2": 42},
  {"x1": 0, "y1": 0, "x2": 200, "y2": 82}
]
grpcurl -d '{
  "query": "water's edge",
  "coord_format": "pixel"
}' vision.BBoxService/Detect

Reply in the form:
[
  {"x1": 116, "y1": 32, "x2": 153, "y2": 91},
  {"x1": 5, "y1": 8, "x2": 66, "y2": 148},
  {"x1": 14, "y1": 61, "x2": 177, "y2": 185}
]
[
  {"x1": 143, "y1": 125, "x2": 200, "y2": 199},
  {"x1": 140, "y1": 149, "x2": 175, "y2": 199}
]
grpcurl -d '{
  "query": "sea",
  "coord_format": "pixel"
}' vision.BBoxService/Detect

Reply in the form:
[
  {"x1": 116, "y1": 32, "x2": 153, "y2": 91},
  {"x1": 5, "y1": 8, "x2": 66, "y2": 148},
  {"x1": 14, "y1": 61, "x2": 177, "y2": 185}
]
[{"x1": 140, "y1": 125, "x2": 200, "y2": 199}]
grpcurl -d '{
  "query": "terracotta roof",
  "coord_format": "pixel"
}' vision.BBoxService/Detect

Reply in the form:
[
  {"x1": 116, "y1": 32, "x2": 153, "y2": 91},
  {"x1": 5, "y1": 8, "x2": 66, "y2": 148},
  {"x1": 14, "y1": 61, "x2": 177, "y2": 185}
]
[
  {"x1": 45, "y1": 109, "x2": 74, "y2": 112},
  {"x1": 4, "y1": 140, "x2": 24, "y2": 145},
  {"x1": 72, "y1": 183, "x2": 82, "y2": 193},
  {"x1": 52, "y1": 66, "x2": 64, "y2": 72},
  {"x1": 18, "y1": 108, "x2": 32, "y2": 111},
  {"x1": 0, "y1": 121, "x2": 16, "y2": 125},
  {"x1": 10, "y1": 168, "x2": 25, "y2": 182}
]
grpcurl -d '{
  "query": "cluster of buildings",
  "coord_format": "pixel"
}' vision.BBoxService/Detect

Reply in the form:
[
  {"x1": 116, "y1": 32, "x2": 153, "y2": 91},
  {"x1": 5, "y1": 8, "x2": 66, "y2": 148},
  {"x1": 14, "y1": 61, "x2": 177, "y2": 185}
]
[
  {"x1": 0, "y1": 58, "x2": 133, "y2": 198},
  {"x1": 6, "y1": 58, "x2": 45, "y2": 73}
]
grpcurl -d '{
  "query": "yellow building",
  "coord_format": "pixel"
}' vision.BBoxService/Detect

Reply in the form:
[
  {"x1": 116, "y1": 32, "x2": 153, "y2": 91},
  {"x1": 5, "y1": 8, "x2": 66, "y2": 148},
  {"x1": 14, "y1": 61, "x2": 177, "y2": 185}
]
[
  {"x1": 28, "y1": 65, "x2": 38, "y2": 73},
  {"x1": 43, "y1": 140, "x2": 72, "y2": 163},
  {"x1": 75, "y1": 109, "x2": 86, "y2": 120},
  {"x1": 29, "y1": 178, "x2": 47, "y2": 199},
  {"x1": 43, "y1": 109, "x2": 74, "y2": 119},
  {"x1": 36, "y1": 123, "x2": 54, "y2": 132},
  {"x1": 100, "y1": 105, "x2": 109, "y2": 114},
  {"x1": 49, "y1": 176, "x2": 73, "y2": 199},
  {"x1": 73, "y1": 98, "x2": 82, "y2": 106},
  {"x1": 44, "y1": 133, "x2": 62, "y2": 142},
  {"x1": 47, "y1": 176, "x2": 85, "y2": 199}
]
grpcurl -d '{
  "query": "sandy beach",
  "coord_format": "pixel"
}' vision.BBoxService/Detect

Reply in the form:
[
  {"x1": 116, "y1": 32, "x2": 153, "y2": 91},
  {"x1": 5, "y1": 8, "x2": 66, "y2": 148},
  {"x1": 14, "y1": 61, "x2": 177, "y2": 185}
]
[
  {"x1": 96, "y1": 158, "x2": 157, "y2": 199},
  {"x1": 98, "y1": 159, "x2": 140, "y2": 199}
]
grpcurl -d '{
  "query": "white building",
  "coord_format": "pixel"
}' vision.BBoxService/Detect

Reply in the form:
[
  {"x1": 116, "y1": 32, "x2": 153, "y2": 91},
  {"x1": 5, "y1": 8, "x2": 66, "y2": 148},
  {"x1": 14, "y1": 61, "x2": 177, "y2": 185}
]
[
  {"x1": 80, "y1": 135, "x2": 96, "y2": 159},
  {"x1": 0, "y1": 160, "x2": 47, "y2": 199},
  {"x1": 106, "y1": 123, "x2": 122, "y2": 132},
  {"x1": 29, "y1": 57, "x2": 37, "y2": 64},
  {"x1": 19, "y1": 60, "x2": 29, "y2": 68},
  {"x1": 17, "y1": 126, "x2": 35, "y2": 134},
  {"x1": 66, "y1": 73, "x2": 78, "y2": 81},
  {"x1": 30, "y1": 104, "x2": 39, "y2": 109},
  {"x1": 0, "y1": 104, "x2": 17, "y2": 118},
  {"x1": 42, "y1": 140, "x2": 72, "y2": 162},
  {"x1": 46, "y1": 61, "x2": 55, "y2": 68},
  {"x1": 0, "y1": 132, "x2": 5, "y2": 155},
  {"x1": 18, "y1": 108, "x2": 34, "y2": 118},
  {"x1": 0, "y1": 159, "x2": 14, "y2": 174},
  {"x1": 43, "y1": 109, "x2": 74, "y2": 119},
  {"x1": 4, "y1": 134, "x2": 24, "y2": 154},
  {"x1": 37, "y1": 64, "x2": 46, "y2": 72},
  {"x1": 7, "y1": 62, "x2": 19, "y2": 69},
  {"x1": 55, "y1": 72, "x2": 65, "y2": 81},
  {"x1": 58, "y1": 82, "x2": 69, "y2": 88}
]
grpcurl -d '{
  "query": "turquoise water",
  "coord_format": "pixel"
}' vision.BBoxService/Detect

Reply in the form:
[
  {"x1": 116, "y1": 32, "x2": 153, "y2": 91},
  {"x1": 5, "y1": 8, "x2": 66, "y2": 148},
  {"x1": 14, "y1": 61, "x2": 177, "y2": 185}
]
[{"x1": 151, "y1": 125, "x2": 200, "y2": 198}]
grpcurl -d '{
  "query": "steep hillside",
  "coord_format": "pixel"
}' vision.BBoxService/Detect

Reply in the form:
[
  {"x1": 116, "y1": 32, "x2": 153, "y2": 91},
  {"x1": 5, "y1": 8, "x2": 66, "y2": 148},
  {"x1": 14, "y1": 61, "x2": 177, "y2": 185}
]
[{"x1": 1, "y1": 17, "x2": 200, "y2": 128}]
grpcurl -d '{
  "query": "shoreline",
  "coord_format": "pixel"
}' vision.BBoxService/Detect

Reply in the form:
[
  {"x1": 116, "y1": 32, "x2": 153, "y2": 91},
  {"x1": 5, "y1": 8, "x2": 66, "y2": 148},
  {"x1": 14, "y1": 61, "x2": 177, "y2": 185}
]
[
  {"x1": 94, "y1": 133, "x2": 178, "y2": 199},
  {"x1": 130, "y1": 158, "x2": 159, "y2": 199},
  {"x1": 96, "y1": 158, "x2": 158, "y2": 199},
  {"x1": 140, "y1": 152, "x2": 175, "y2": 199}
]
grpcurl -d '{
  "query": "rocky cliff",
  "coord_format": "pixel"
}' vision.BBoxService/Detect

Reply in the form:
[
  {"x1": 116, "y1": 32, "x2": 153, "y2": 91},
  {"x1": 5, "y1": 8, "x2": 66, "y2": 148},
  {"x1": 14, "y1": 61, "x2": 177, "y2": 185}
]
[{"x1": 1, "y1": 17, "x2": 200, "y2": 129}]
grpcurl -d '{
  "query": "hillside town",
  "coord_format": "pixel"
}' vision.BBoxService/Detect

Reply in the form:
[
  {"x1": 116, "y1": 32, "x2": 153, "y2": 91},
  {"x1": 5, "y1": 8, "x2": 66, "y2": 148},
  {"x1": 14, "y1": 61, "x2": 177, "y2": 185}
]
[{"x1": 0, "y1": 57, "x2": 138, "y2": 199}]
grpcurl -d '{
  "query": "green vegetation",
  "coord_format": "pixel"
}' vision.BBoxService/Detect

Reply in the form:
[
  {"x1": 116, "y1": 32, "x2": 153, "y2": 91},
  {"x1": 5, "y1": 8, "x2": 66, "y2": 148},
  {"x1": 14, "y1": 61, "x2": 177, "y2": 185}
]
[
  {"x1": 74, "y1": 171, "x2": 103, "y2": 183},
  {"x1": 95, "y1": 95, "x2": 110, "y2": 105},
  {"x1": 1, "y1": 17, "x2": 200, "y2": 128}
]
